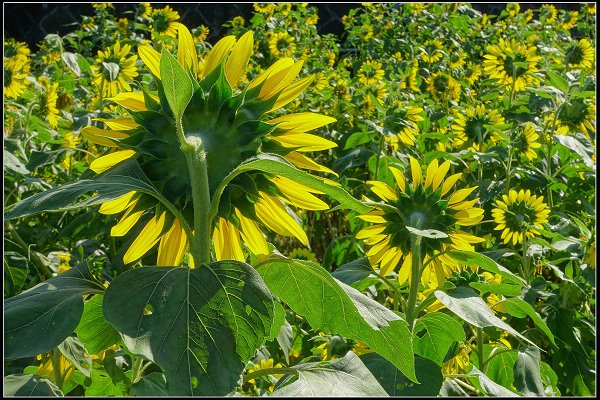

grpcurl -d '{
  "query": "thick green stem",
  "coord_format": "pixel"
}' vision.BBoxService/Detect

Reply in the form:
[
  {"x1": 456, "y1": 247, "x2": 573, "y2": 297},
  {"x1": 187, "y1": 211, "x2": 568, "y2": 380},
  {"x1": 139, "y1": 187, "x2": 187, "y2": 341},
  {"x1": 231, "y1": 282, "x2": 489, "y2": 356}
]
[
  {"x1": 476, "y1": 327, "x2": 485, "y2": 371},
  {"x1": 405, "y1": 228, "x2": 423, "y2": 330},
  {"x1": 50, "y1": 349, "x2": 64, "y2": 390},
  {"x1": 505, "y1": 142, "x2": 514, "y2": 194},
  {"x1": 243, "y1": 367, "x2": 299, "y2": 384},
  {"x1": 131, "y1": 356, "x2": 144, "y2": 384},
  {"x1": 183, "y1": 136, "x2": 212, "y2": 266},
  {"x1": 373, "y1": 134, "x2": 385, "y2": 180}
]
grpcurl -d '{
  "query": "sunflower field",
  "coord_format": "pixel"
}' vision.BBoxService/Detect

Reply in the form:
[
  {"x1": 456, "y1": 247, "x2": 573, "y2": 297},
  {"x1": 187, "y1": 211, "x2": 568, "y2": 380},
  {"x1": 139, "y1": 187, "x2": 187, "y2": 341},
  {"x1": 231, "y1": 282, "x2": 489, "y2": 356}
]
[{"x1": 3, "y1": 2, "x2": 596, "y2": 397}]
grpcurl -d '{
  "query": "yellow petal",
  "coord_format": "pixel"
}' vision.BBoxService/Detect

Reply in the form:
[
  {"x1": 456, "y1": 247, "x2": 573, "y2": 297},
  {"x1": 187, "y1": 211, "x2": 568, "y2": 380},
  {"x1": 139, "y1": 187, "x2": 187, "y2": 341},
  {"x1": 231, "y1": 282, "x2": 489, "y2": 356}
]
[
  {"x1": 201, "y1": 35, "x2": 236, "y2": 78},
  {"x1": 254, "y1": 194, "x2": 308, "y2": 245},
  {"x1": 213, "y1": 218, "x2": 245, "y2": 262},
  {"x1": 110, "y1": 205, "x2": 142, "y2": 237},
  {"x1": 260, "y1": 60, "x2": 304, "y2": 99},
  {"x1": 356, "y1": 224, "x2": 386, "y2": 240},
  {"x1": 98, "y1": 191, "x2": 137, "y2": 215},
  {"x1": 274, "y1": 179, "x2": 329, "y2": 210},
  {"x1": 90, "y1": 150, "x2": 136, "y2": 174},
  {"x1": 432, "y1": 160, "x2": 451, "y2": 191},
  {"x1": 269, "y1": 112, "x2": 336, "y2": 133},
  {"x1": 409, "y1": 157, "x2": 422, "y2": 187},
  {"x1": 270, "y1": 132, "x2": 337, "y2": 151},
  {"x1": 388, "y1": 167, "x2": 406, "y2": 193},
  {"x1": 225, "y1": 30, "x2": 253, "y2": 86},
  {"x1": 380, "y1": 248, "x2": 402, "y2": 276},
  {"x1": 441, "y1": 173, "x2": 463, "y2": 196},
  {"x1": 247, "y1": 58, "x2": 295, "y2": 91},
  {"x1": 82, "y1": 126, "x2": 129, "y2": 147},
  {"x1": 358, "y1": 212, "x2": 387, "y2": 223},
  {"x1": 367, "y1": 180, "x2": 398, "y2": 201},
  {"x1": 273, "y1": 176, "x2": 325, "y2": 194},
  {"x1": 284, "y1": 152, "x2": 338, "y2": 176},
  {"x1": 448, "y1": 187, "x2": 478, "y2": 205},
  {"x1": 138, "y1": 44, "x2": 161, "y2": 78},
  {"x1": 176, "y1": 23, "x2": 198, "y2": 73},
  {"x1": 235, "y1": 209, "x2": 269, "y2": 255},
  {"x1": 157, "y1": 219, "x2": 188, "y2": 266},
  {"x1": 107, "y1": 92, "x2": 149, "y2": 111},
  {"x1": 424, "y1": 159, "x2": 439, "y2": 189},
  {"x1": 123, "y1": 212, "x2": 167, "y2": 264},
  {"x1": 269, "y1": 75, "x2": 314, "y2": 112},
  {"x1": 94, "y1": 117, "x2": 139, "y2": 131}
]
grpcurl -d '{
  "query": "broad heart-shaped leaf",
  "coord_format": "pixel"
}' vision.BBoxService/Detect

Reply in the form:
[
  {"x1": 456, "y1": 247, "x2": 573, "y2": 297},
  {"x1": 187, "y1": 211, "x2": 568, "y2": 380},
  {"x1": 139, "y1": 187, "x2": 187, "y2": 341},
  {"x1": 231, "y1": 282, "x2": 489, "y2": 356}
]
[
  {"x1": 213, "y1": 153, "x2": 370, "y2": 214},
  {"x1": 3, "y1": 374, "x2": 63, "y2": 397},
  {"x1": 434, "y1": 287, "x2": 536, "y2": 347},
  {"x1": 514, "y1": 347, "x2": 545, "y2": 397},
  {"x1": 159, "y1": 49, "x2": 193, "y2": 121},
  {"x1": 272, "y1": 351, "x2": 387, "y2": 397},
  {"x1": 498, "y1": 298, "x2": 556, "y2": 346},
  {"x1": 130, "y1": 373, "x2": 169, "y2": 397},
  {"x1": 4, "y1": 263, "x2": 105, "y2": 359},
  {"x1": 255, "y1": 256, "x2": 416, "y2": 382},
  {"x1": 552, "y1": 134, "x2": 595, "y2": 168},
  {"x1": 5, "y1": 159, "x2": 172, "y2": 221},
  {"x1": 361, "y1": 353, "x2": 443, "y2": 396},
  {"x1": 413, "y1": 312, "x2": 466, "y2": 366},
  {"x1": 102, "y1": 261, "x2": 275, "y2": 396},
  {"x1": 470, "y1": 344, "x2": 517, "y2": 389},
  {"x1": 74, "y1": 294, "x2": 121, "y2": 354}
]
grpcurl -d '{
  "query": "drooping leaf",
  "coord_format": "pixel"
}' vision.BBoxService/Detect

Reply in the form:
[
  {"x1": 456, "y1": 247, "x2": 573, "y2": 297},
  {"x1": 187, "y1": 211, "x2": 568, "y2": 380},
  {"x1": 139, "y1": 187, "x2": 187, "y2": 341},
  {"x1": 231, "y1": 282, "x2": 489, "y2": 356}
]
[
  {"x1": 4, "y1": 149, "x2": 30, "y2": 175},
  {"x1": 272, "y1": 351, "x2": 387, "y2": 397},
  {"x1": 61, "y1": 52, "x2": 81, "y2": 77},
  {"x1": 159, "y1": 49, "x2": 193, "y2": 122},
  {"x1": 553, "y1": 135, "x2": 595, "y2": 168},
  {"x1": 58, "y1": 336, "x2": 93, "y2": 377},
  {"x1": 331, "y1": 257, "x2": 374, "y2": 285},
  {"x1": 85, "y1": 369, "x2": 127, "y2": 397},
  {"x1": 3, "y1": 374, "x2": 63, "y2": 397},
  {"x1": 434, "y1": 287, "x2": 535, "y2": 347},
  {"x1": 498, "y1": 298, "x2": 556, "y2": 345},
  {"x1": 256, "y1": 256, "x2": 416, "y2": 382},
  {"x1": 74, "y1": 294, "x2": 121, "y2": 354},
  {"x1": 413, "y1": 312, "x2": 466, "y2": 366},
  {"x1": 103, "y1": 262, "x2": 275, "y2": 396},
  {"x1": 514, "y1": 347, "x2": 545, "y2": 396},
  {"x1": 362, "y1": 353, "x2": 443, "y2": 396},
  {"x1": 469, "y1": 366, "x2": 520, "y2": 397},
  {"x1": 4, "y1": 263, "x2": 105, "y2": 359}
]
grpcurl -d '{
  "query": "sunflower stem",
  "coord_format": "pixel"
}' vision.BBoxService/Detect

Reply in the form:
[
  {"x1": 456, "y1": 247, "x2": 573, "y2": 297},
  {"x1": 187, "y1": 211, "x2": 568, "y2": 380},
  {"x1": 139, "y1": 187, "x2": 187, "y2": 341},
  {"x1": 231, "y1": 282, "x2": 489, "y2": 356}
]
[
  {"x1": 475, "y1": 326, "x2": 485, "y2": 372},
  {"x1": 50, "y1": 348, "x2": 64, "y2": 390},
  {"x1": 183, "y1": 136, "x2": 212, "y2": 266},
  {"x1": 405, "y1": 229, "x2": 423, "y2": 330}
]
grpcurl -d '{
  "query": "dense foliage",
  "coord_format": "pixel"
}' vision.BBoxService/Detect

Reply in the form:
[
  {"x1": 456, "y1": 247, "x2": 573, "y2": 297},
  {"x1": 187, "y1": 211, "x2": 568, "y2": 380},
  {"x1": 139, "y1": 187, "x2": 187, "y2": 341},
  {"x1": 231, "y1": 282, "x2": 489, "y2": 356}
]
[{"x1": 4, "y1": 2, "x2": 596, "y2": 397}]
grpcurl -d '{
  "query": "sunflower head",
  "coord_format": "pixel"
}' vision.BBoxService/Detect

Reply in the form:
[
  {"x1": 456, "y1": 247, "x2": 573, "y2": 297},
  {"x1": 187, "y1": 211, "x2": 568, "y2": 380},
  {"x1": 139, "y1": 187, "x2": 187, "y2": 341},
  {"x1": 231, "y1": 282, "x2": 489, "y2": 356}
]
[
  {"x1": 483, "y1": 38, "x2": 541, "y2": 91},
  {"x1": 556, "y1": 98, "x2": 596, "y2": 140},
  {"x1": 492, "y1": 189, "x2": 550, "y2": 245},
  {"x1": 92, "y1": 41, "x2": 138, "y2": 99},
  {"x1": 427, "y1": 71, "x2": 460, "y2": 102},
  {"x1": 514, "y1": 122, "x2": 541, "y2": 161},
  {"x1": 151, "y1": 6, "x2": 180, "y2": 39},
  {"x1": 565, "y1": 39, "x2": 595, "y2": 70},
  {"x1": 452, "y1": 104, "x2": 505, "y2": 152},
  {"x1": 357, "y1": 157, "x2": 484, "y2": 283},
  {"x1": 268, "y1": 31, "x2": 296, "y2": 58}
]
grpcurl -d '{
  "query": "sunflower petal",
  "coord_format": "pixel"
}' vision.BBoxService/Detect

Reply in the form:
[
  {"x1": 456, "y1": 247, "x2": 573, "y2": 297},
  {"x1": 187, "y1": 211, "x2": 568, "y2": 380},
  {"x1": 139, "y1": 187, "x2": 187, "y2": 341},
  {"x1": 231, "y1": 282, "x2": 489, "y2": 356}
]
[
  {"x1": 176, "y1": 23, "x2": 198, "y2": 73},
  {"x1": 123, "y1": 211, "x2": 166, "y2": 264},
  {"x1": 90, "y1": 150, "x2": 136, "y2": 174},
  {"x1": 157, "y1": 219, "x2": 188, "y2": 266},
  {"x1": 98, "y1": 191, "x2": 137, "y2": 215},
  {"x1": 225, "y1": 30, "x2": 253, "y2": 86},
  {"x1": 82, "y1": 126, "x2": 129, "y2": 147},
  {"x1": 254, "y1": 194, "x2": 308, "y2": 245},
  {"x1": 202, "y1": 35, "x2": 236, "y2": 78},
  {"x1": 235, "y1": 209, "x2": 269, "y2": 255},
  {"x1": 138, "y1": 44, "x2": 161, "y2": 78}
]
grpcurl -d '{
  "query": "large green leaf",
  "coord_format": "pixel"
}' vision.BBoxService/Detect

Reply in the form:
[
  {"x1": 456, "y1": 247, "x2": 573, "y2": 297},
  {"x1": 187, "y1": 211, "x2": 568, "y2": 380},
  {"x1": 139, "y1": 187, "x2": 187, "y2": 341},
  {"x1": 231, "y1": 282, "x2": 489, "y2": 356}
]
[
  {"x1": 331, "y1": 257, "x2": 374, "y2": 285},
  {"x1": 255, "y1": 256, "x2": 416, "y2": 382},
  {"x1": 103, "y1": 262, "x2": 275, "y2": 396},
  {"x1": 514, "y1": 347, "x2": 544, "y2": 396},
  {"x1": 469, "y1": 282, "x2": 522, "y2": 297},
  {"x1": 498, "y1": 298, "x2": 556, "y2": 345},
  {"x1": 130, "y1": 373, "x2": 169, "y2": 397},
  {"x1": 58, "y1": 336, "x2": 93, "y2": 377},
  {"x1": 74, "y1": 294, "x2": 121, "y2": 354},
  {"x1": 413, "y1": 312, "x2": 466, "y2": 366},
  {"x1": 3, "y1": 374, "x2": 63, "y2": 397},
  {"x1": 469, "y1": 366, "x2": 520, "y2": 397},
  {"x1": 5, "y1": 159, "x2": 172, "y2": 221},
  {"x1": 272, "y1": 351, "x2": 387, "y2": 396},
  {"x1": 471, "y1": 344, "x2": 517, "y2": 389},
  {"x1": 159, "y1": 49, "x2": 193, "y2": 122},
  {"x1": 434, "y1": 287, "x2": 535, "y2": 347},
  {"x1": 4, "y1": 263, "x2": 105, "y2": 359},
  {"x1": 447, "y1": 250, "x2": 524, "y2": 285},
  {"x1": 361, "y1": 353, "x2": 443, "y2": 396},
  {"x1": 212, "y1": 153, "x2": 370, "y2": 214}
]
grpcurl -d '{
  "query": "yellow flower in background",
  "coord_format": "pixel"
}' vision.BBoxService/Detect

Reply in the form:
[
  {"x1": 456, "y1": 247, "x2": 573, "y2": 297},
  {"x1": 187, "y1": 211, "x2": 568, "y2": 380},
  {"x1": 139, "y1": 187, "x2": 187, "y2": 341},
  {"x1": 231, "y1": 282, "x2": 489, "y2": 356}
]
[
  {"x1": 357, "y1": 157, "x2": 485, "y2": 285},
  {"x1": 358, "y1": 23, "x2": 374, "y2": 40},
  {"x1": 352, "y1": 341, "x2": 372, "y2": 356},
  {"x1": 452, "y1": 104, "x2": 506, "y2": 152},
  {"x1": 583, "y1": 3, "x2": 596, "y2": 15},
  {"x1": 138, "y1": 2, "x2": 152, "y2": 19},
  {"x1": 91, "y1": 41, "x2": 138, "y2": 99},
  {"x1": 399, "y1": 59, "x2": 420, "y2": 93},
  {"x1": 357, "y1": 60, "x2": 385, "y2": 85},
  {"x1": 288, "y1": 247, "x2": 318, "y2": 263},
  {"x1": 151, "y1": 5, "x2": 180, "y2": 39},
  {"x1": 448, "y1": 50, "x2": 467, "y2": 70},
  {"x1": 4, "y1": 38, "x2": 31, "y2": 68},
  {"x1": 442, "y1": 344, "x2": 471, "y2": 375},
  {"x1": 483, "y1": 38, "x2": 541, "y2": 91},
  {"x1": 463, "y1": 62, "x2": 482, "y2": 86},
  {"x1": 246, "y1": 358, "x2": 283, "y2": 392},
  {"x1": 515, "y1": 122, "x2": 541, "y2": 161},
  {"x1": 37, "y1": 77, "x2": 60, "y2": 128},
  {"x1": 192, "y1": 25, "x2": 210, "y2": 43},
  {"x1": 62, "y1": 132, "x2": 81, "y2": 169},
  {"x1": 254, "y1": 3, "x2": 275, "y2": 15},
  {"x1": 34, "y1": 353, "x2": 75, "y2": 385},
  {"x1": 57, "y1": 251, "x2": 72, "y2": 273},
  {"x1": 268, "y1": 31, "x2": 296, "y2": 58},
  {"x1": 492, "y1": 189, "x2": 550, "y2": 245},
  {"x1": 420, "y1": 39, "x2": 444, "y2": 64},
  {"x1": 551, "y1": 98, "x2": 596, "y2": 140},
  {"x1": 565, "y1": 38, "x2": 595, "y2": 70},
  {"x1": 85, "y1": 27, "x2": 337, "y2": 265},
  {"x1": 231, "y1": 16, "x2": 245, "y2": 29},
  {"x1": 116, "y1": 18, "x2": 128, "y2": 32},
  {"x1": 506, "y1": 3, "x2": 520, "y2": 17},
  {"x1": 539, "y1": 4, "x2": 558, "y2": 24},
  {"x1": 384, "y1": 106, "x2": 424, "y2": 150},
  {"x1": 426, "y1": 71, "x2": 460, "y2": 102},
  {"x1": 3, "y1": 57, "x2": 29, "y2": 99},
  {"x1": 558, "y1": 10, "x2": 579, "y2": 30}
]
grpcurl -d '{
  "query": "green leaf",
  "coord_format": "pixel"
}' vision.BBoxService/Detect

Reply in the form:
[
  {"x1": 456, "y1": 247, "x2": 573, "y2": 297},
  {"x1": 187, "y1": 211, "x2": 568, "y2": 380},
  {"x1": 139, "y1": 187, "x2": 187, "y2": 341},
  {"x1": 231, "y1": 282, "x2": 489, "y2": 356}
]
[
  {"x1": 362, "y1": 353, "x2": 443, "y2": 396},
  {"x1": 540, "y1": 361, "x2": 560, "y2": 396},
  {"x1": 213, "y1": 153, "x2": 370, "y2": 214},
  {"x1": 159, "y1": 49, "x2": 193, "y2": 121},
  {"x1": 4, "y1": 263, "x2": 105, "y2": 359},
  {"x1": 546, "y1": 70, "x2": 569, "y2": 93},
  {"x1": 3, "y1": 374, "x2": 63, "y2": 397},
  {"x1": 4, "y1": 251, "x2": 29, "y2": 297},
  {"x1": 4, "y1": 149, "x2": 30, "y2": 175},
  {"x1": 469, "y1": 282, "x2": 522, "y2": 297},
  {"x1": 471, "y1": 344, "x2": 517, "y2": 389},
  {"x1": 331, "y1": 257, "x2": 374, "y2": 285},
  {"x1": 469, "y1": 366, "x2": 520, "y2": 397},
  {"x1": 256, "y1": 256, "x2": 416, "y2": 382},
  {"x1": 413, "y1": 312, "x2": 466, "y2": 366},
  {"x1": 130, "y1": 373, "x2": 169, "y2": 397},
  {"x1": 447, "y1": 250, "x2": 524, "y2": 285},
  {"x1": 552, "y1": 135, "x2": 594, "y2": 168},
  {"x1": 102, "y1": 62, "x2": 120, "y2": 81},
  {"x1": 514, "y1": 347, "x2": 544, "y2": 396},
  {"x1": 5, "y1": 159, "x2": 173, "y2": 221},
  {"x1": 439, "y1": 379, "x2": 470, "y2": 396},
  {"x1": 498, "y1": 298, "x2": 556, "y2": 345},
  {"x1": 74, "y1": 294, "x2": 120, "y2": 354},
  {"x1": 103, "y1": 262, "x2": 275, "y2": 396},
  {"x1": 273, "y1": 351, "x2": 387, "y2": 396},
  {"x1": 406, "y1": 226, "x2": 448, "y2": 239},
  {"x1": 58, "y1": 336, "x2": 93, "y2": 377},
  {"x1": 85, "y1": 369, "x2": 127, "y2": 396},
  {"x1": 61, "y1": 52, "x2": 81, "y2": 77},
  {"x1": 434, "y1": 287, "x2": 535, "y2": 347}
]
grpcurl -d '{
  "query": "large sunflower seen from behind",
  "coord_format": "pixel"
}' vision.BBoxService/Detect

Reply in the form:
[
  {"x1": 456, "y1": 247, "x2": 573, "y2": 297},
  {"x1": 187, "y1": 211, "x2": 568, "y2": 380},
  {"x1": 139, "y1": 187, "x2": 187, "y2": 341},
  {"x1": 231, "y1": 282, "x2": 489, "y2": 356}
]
[{"x1": 483, "y1": 38, "x2": 541, "y2": 91}]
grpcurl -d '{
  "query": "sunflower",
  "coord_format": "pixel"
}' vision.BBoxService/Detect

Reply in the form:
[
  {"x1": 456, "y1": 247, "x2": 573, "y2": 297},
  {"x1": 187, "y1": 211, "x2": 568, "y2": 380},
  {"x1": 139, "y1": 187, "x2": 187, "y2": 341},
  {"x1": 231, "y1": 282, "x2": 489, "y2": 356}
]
[
  {"x1": 426, "y1": 71, "x2": 460, "y2": 102},
  {"x1": 565, "y1": 39, "x2": 595, "y2": 70},
  {"x1": 356, "y1": 157, "x2": 485, "y2": 285},
  {"x1": 558, "y1": 10, "x2": 579, "y2": 30},
  {"x1": 452, "y1": 104, "x2": 506, "y2": 152},
  {"x1": 552, "y1": 98, "x2": 596, "y2": 140},
  {"x1": 3, "y1": 57, "x2": 29, "y2": 99},
  {"x1": 151, "y1": 5, "x2": 180, "y2": 39},
  {"x1": 358, "y1": 24, "x2": 374, "y2": 40},
  {"x1": 4, "y1": 38, "x2": 30, "y2": 64},
  {"x1": 505, "y1": 3, "x2": 520, "y2": 17},
  {"x1": 81, "y1": 16, "x2": 96, "y2": 32},
  {"x1": 253, "y1": 3, "x2": 275, "y2": 15},
  {"x1": 138, "y1": 2, "x2": 152, "y2": 19},
  {"x1": 492, "y1": 189, "x2": 550, "y2": 245},
  {"x1": 483, "y1": 38, "x2": 541, "y2": 92},
  {"x1": 34, "y1": 353, "x2": 76, "y2": 386},
  {"x1": 37, "y1": 77, "x2": 60, "y2": 128},
  {"x1": 399, "y1": 59, "x2": 420, "y2": 92},
  {"x1": 116, "y1": 18, "x2": 129, "y2": 32},
  {"x1": 420, "y1": 39, "x2": 444, "y2": 64},
  {"x1": 357, "y1": 60, "x2": 385, "y2": 85},
  {"x1": 539, "y1": 4, "x2": 558, "y2": 24},
  {"x1": 358, "y1": 82, "x2": 388, "y2": 114},
  {"x1": 84, "y1": 27, "x2": 337, "y2": 266},
  {"x1": 448, "y1": 50, "x2": 467, "y2": 70},
  {"x1": 268, "y1": 31, "x2": 296, "y2": 58},
  {"x1": 91, "y1": 41, "x2": 138, "y2": 99},
  {"x1": 192, "y1": 25, "x2": 210, "y2": 43},
  {"x1": 463, "y1": 62, "x2": 482, "y2": 86},
  {"x1": 442, "y1": 344, "x2": 471, "y2": 374},
  {"x1": 514, "y1": 122, "x2": 541, "y2": 161},
  {"x1": 384, "y1": 106, "x2": 424, "y2": 150}
]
